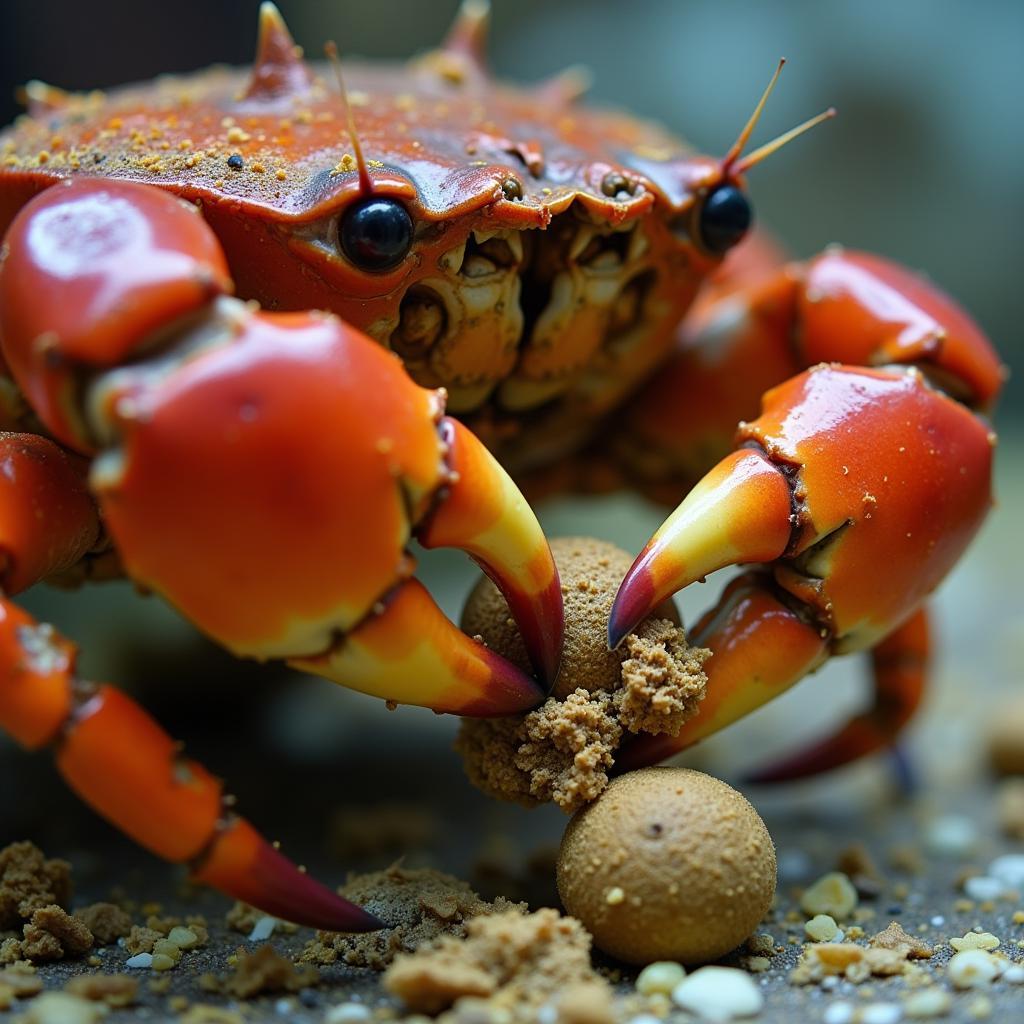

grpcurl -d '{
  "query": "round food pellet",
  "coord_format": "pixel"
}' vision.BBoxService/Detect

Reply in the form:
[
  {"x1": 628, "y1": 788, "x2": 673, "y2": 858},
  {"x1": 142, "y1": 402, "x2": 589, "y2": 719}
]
[{"x1": 556, "y1": 767, "x2": 776, "y2": 965}]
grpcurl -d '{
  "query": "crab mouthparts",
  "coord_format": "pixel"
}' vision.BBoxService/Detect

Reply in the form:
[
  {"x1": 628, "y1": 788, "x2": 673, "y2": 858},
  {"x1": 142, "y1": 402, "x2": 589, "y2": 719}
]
[{"x1": 387, "y1": 210, "x2": 658, "y2": 416}]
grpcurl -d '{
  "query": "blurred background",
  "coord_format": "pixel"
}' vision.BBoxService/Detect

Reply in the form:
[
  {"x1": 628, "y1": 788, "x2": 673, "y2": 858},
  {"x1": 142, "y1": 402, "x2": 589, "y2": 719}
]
[{"x1": 0, "y1": 0, "x2": 1022, "y2": 891}]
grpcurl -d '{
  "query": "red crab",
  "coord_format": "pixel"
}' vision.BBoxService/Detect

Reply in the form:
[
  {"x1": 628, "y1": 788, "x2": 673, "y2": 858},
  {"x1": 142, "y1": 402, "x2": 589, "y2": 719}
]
[{"x1": 0, "y1": 3, "x2": 1002, "y2": 930}]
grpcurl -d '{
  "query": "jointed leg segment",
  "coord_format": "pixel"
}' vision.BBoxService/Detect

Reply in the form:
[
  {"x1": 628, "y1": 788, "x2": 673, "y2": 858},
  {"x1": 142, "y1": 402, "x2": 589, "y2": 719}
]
[{"x1": 0, "y1": 432, "x2": 380, "y2": 931}]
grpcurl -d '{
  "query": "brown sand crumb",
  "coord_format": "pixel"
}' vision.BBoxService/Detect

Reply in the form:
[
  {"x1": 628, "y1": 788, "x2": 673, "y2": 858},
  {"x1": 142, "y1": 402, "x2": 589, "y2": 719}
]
[
  {"x1": 790, "y1": 941, "x2": 919, "y2": 985},
  {"x1": 616, "y1": 619, "x2": 709, "y2": 734},
  {"x1": 18, "y1": 904, "x2": 93, "y2": 963},
  {"x1": 456, "y1": 538, "x2": 708, "y2": 813},
  {"x1": 0, "y1": 965, "x2": 43, "y2": 1009},
  {"x1": 226, "y1": 945, "x2": 318, "y2": 998},
  {"x1": 301, "y1": 864, "x2": 525, "y2": 970},
  {"x1": 124, "y1": 925, "x2": 163, "y2": 955},
  {"x1": 72, "y1": 903, "x2": 132, "y2": 945},
  {"x1": 871, "y1": 920, "x2": 934, "y2": 959},
  {"x1": 225, "y1": 901, "x2": 261, "y2": 935},
  {"x1": 383, "y1": 908, "x2": 608, "y2": 1017},
  {"x1": 0, "y1": 842, "x2": 72, "y2": 929},
  {"x1": 64, "y1": 973, "x2": 138, "y2": 1007},
  {"x1": 516, "y1": 689, "x2": 622, "y2": 812}
]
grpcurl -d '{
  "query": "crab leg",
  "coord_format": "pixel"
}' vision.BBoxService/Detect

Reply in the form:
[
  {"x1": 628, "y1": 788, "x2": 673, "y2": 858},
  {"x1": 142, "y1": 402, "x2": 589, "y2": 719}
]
[
  {"x1": 610, "y1": 247, "x2": 1001, "y2": 777},
  {"x1": 0, "y1": 433, "x2": 378, "y2": 931},
  {"x1": 745, "y1": 607, "x2": 929, "y2": 783}
]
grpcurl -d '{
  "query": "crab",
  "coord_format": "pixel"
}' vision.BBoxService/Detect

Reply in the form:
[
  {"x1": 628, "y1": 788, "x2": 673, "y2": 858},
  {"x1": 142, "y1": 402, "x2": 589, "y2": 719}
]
[{"x1": 0, "y1": 2, "x2": 1002, "y2": 932}]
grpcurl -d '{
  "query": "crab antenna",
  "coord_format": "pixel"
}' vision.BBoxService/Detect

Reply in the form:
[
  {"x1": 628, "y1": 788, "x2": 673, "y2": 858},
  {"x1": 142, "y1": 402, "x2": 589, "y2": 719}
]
[
  {"x1": 721, "y1": 58, "x2": 786, "y2": 173},
  {"x1": 442, "y1": 0, "x2": 491, "y2": 74},
  {"x1": 732, "y1": 107, "x2": 837, "y2": 175},
  {"x1": 325, "y1": 41, "x2": 373, "y2": 195}
]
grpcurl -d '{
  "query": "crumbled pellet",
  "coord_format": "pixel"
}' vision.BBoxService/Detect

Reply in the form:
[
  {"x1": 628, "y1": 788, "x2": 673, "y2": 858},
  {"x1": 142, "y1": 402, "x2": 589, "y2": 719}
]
[
  {"x1": 947, "y1": 949, "x2": 999, "y2": 988},
  {"x1": 949, "y1": 932, "x2": 999, "y2": 952},
  {"x1": 805, "y1": 915, "x2": 841, "y2": 942},
  {"x1": 325, "y1": 1004, "x2": 372, "y2": 1024},
  {"x1": 64, "y1": 973, "x2": 138, "y2": 1007},
  {"x1": 18, "y1": 991, "x2": 106, "y2": 1023},
  {"x1": 871, "y1": 921, "x2": 933, "y2": 959},
  {"x1": 635, "y1": 961, "x2": 685, "y2": 996},
  {"x1": 800, "y1": 873, "x2": 858, "y2": 919}
]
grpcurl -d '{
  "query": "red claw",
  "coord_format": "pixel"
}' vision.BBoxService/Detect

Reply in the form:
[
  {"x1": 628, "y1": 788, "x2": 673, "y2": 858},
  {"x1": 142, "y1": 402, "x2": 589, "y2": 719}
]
[{"x1": 194, "y1": 818, "x2": 382, "y2": 932}]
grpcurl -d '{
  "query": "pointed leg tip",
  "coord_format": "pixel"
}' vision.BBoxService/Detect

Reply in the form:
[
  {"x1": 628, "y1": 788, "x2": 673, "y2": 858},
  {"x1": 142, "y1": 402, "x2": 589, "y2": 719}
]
[{"x1": 607, "y1": 577, "x2": 652, "y2": 651}]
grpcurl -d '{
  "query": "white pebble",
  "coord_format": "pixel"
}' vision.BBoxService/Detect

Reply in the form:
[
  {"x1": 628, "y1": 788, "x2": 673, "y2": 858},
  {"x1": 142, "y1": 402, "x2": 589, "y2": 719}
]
[
  {"x1": 536, "y1": 1005, "x2": 558, "y2": 1024},
  {"x1": 924, "y1": 815, "x2": 977, "y2": 857},
  {"x1": 904, "y1": 988, "x2": 952, "y2": 1018},
  {"x1": 627, "y1": 1016, "x2": 665, "y2": 1024},
  {"x1": 125, "y1": 952, "x2": 153, "y2": 969},
  {"x1": 1003, "y1": 963, "x2": 1024, "y2": 983},
  {"x1": 275, "y1": 998, "x2": 295, "y2": 1015},
  {"x1": 636, "y1": 961, "x2": 686, "y2": 996},
  {"x1": 805, "y1": 914, "x2": 841, "y2": 942},
  {"x1": 18, "y1": 992, "x2": 106, "y2": 1024},
  {"x1": 248, "y1": 915, "x2": 277, "y2": 942},
  {"x1": 930, "y1": 916, "x2": 945, "y2": 927},
  {"x1": 672, "y1": 966, "x2": 764, "y2": 1019},
  {"x1": 325, "y1": 1004, "x2": 373, "y2": 1024},
  {"x1": 947, "y1": 949, "x2": 1000, "y2": 988},
  {"x1": 861, "y1": 1004, "x2": 902, "y2": 1024},
  {"x1": 964, "y1": 875, "x2": 1005, "y2": 901},
  {"x1": 988, "y1": 853, "x2": 1024, "y2": 891},
  {"x1": 823, "y1": 1001, "x2": 855, "y2": 1024}
]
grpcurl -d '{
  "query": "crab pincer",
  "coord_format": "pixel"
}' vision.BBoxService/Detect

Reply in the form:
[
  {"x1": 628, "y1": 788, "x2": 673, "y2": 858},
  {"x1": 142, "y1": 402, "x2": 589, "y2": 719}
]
[
  {"x1": 611, "y1": 250, "x2": 1000, "y2": 780},
  {"x1": 0, "y1": 177, "x2": 563, "y2": 930}
]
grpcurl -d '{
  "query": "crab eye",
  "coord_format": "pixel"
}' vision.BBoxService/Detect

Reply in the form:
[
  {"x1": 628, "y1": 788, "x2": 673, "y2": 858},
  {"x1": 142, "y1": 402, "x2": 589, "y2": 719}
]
[
  {"x1": 697, "y1": 185, "x2": 753, "y2": 254},
  {"x1": 339, "y1": 197, "x2": 413, "y2": 272}
]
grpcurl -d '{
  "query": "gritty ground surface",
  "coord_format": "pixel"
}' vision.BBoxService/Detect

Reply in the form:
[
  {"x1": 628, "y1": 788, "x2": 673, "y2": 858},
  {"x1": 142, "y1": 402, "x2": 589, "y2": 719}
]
[{"x1": 3, "y1": 434, "x2": 1023, "y2": 1022}]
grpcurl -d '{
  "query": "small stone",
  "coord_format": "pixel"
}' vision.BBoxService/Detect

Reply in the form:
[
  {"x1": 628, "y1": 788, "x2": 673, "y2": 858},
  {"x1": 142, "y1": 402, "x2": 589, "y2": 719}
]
[
  {"x1": 861, "y1": 1004, "x2": 902, "y2": 1024},
  {"x1": 805, "y1": 915, "x2": 840, "y2": 942},
  {"x1": 19, "y1": 992, "x2": 107, "y2": 1023},
  {"x1": 124, "y1": 953, "x2": 152, "y2": 969},
  {"x1": 152, "y1": 939, "x2": 181, "y2": 963},
  {"x1": 248, "y1": 917, "x2": 277, "y2": 942},
  {"x1": 967, "y1": 994, "x2": 993, "y2": 1019},
  {"x1": 988, "y1": 853, "x2": 1024, "y2": 891},
  {"x1": 1003, "y1": 964, "x2": 1024, "y2": 983},
  {"x1": 671, "y1": 966, "x2": 763, "y2": 1019},
  {"x1": 635, "y1": 961, "x2": 686, "y2": 996},
  {"x1": 903, "y1": 988, "x2": 952, "y2": 1018},
  {"x1": 871, "y1": 921, "x2": 933, "y2": 959},
  {"x1": 924, "y1": 816, "x2": 977, "y2": 858},
  {"x1": 947, "y1": 949, "x2": 999, "y2": 988},
  {"x1": 325, "y1": 1003, "x2": 372, "y2": 1024},
  {"x1": 949, "y1": 932, "x2": 999, "y2": 952},
  {"x1": 963, "y1": 876, "x2": 1004, "y2": 902},
  {"x1": 823, "y1": 1002, "x2": 855, "y2": 1024},
  {"x1": 800, "y1": 873, "x2": 858, "y2": 919},
  {"x1": 163, "y1": 927, "x2": 196, "y2": 950},
  {"x1": 605, "y1": 887, "x2": 625, "y2": 906},
  {"x1": 151, "y1": 953, "x2": 176, "y2": 971}
]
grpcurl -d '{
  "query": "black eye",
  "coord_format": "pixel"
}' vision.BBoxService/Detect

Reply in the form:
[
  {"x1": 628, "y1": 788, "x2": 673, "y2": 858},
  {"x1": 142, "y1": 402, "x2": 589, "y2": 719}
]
[
  {"x1": 339, "y1": 197, "x2": 413, "y2": 272},
  {"x1": 697, "y1": 185, "x2": 753, "y2": 254}
]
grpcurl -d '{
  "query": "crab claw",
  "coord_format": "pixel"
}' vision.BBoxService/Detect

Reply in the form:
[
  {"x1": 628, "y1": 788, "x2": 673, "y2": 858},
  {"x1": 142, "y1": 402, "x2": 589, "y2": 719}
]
[
  {"x1": 193, "y1": 818, "x2": 382, "y2": 932},
  {"x1": 418, "y1": 418, "x2": 563, "y2": 688},
  {"x1": 608, "y1": 448, "x2": 792, "y2": 649}
]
